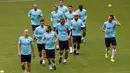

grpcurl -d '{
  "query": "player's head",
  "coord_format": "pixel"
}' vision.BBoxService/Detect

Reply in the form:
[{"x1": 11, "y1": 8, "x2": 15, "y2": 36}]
[
  {"x1": 68, "y1": 5, "x2": 73, "y2": 12},
  {"x1": 74, "y1": 13, "x2": 79, "y2": 20},
  {"x1": 60, "y1": 18, "x2": 65, "y2": 25},
  {"x1": 108, "y1": 15, "x2": 114, "y2": 22},
  {"x1": 59, "y1": 0, "x2": 64, "y2": 6},
  {"x1": 46, "y1": 25, "x2": 52, "y2": 32},
  {"x1": 79, "y1": 4, "x2": 83, "y2": 11},
  {"x1": 53, "y1": 5, "x2": 58, "y2": 11},
  {"x1": 40, "y1": 19, "x2": 44, "y2": 25},
  {"x1": 24, "y1": 29, "x2": 29, "y2": 37},
  {"x1": 34, "y1": 4, "x2": 38, "y2": 10}
]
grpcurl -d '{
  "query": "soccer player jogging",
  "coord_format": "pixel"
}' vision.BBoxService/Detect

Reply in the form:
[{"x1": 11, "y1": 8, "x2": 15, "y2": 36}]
[
  {"x1": 41, "y1": 25, "x2": 57, "y2": 71},
  {"x1": 28, "y1": 4, "x2": 43, "y2": 32},
  {"x1": 65, "y1": 5, "x2": 74, "y2": 54},
  {"x1": 102, "y1": 15, "x2": 121, "y2": 62},
  {"x1": 18, "y1": 29, "x2": 35, "y2": 73},
  {"x1": 51, "y1": 5, "x2": 64, "y2": 50},
  {"x1": 76, "y1": 5, "x2": 87, "y2": 42},
  {"x1": 70, "y1": 13, "x2": 85, "y2": 55},
  {"x1": 34, "y1": 19, "x2": 46, "y2": 65},
  {"x1": 58, "y1": 0, "x2": 68, "y2": 14},
  {"x1": 56, "y1": 18, "x2": 71, "y2": 64}
]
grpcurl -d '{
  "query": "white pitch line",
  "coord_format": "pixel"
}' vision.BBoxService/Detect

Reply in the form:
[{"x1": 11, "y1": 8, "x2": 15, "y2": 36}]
[{"x1": 0, "y1": 0, "x2": 36, "y2": 3}]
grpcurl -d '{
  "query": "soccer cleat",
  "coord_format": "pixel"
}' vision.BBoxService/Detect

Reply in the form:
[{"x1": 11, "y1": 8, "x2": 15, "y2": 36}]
[
  {"x1": 59, "y1": 57, "x2": 62, "y2": 63},
  {"x1": 50, "y1": 69, "x2": 53, "y2": 71},
  {"x1": 53, "y1": 65, "x2": 56, "y2": 70},
  {"x1": 111, "y1": 58, "x2": 115, "y2": 62},
  {"x1": 105, "y1": 53, "x2": 109, "y2": 58},
  {"x1": 63, "y1": 59, "x2": 67, "y2": 64}
]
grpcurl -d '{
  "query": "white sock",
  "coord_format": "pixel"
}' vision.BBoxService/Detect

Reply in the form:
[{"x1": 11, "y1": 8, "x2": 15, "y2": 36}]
[
  {"x1": 49, "y1": 65, "x2": 52, "y2": 70},
  {"x1": 23, "y1": 70, "x2": 26, "y2": 73},
  {"x1": 56, "y1": 45, "x2": 59, "y2": 48},
  {"x1": 82, "y1": 37, "x2": 84, "y2": 39},
  {"x1": 76, "y1": 50, "x2": 79, "y2": 53},
  {"x1": 70, "y1": 47, "x2": 73, "y2": 52},
  {"x1": 42, "y1": 60, "x2": 45, "y2": 64},
  {"x1": 64, "y1": 59, "x2": 67, "y2": 62},
  {"x1": 111, "y1": 49, "x2": 116, "y2": 59}
]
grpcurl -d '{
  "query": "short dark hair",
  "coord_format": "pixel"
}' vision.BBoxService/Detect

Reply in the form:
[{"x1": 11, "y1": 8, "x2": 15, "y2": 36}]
[
  {"x1": 46, "y1": 25, "x2": 52, "y2": 31},
  {"x1": 60, "y1": 18, "x2": 65, "y2": 22},
  {"x1": 40, "y1": 19, "x2": 44, "y2": 22},
  {"x1": 109, "y1": 15, "x2": 114, "y2": 19},
  {"x1": 68, "y1": 5, "x2": 73, "y2": 8},
  {"x1": 79, "y1": 4, "x2": 83, "y2": 8}
]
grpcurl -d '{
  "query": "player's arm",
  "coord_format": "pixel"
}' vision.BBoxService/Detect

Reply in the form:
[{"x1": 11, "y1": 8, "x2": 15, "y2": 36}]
[
  {"x1": 68, "y1": 25, "x2": 72, "y2": 39},
  {"x1": 114, "y1": 16, "x2": 121, "y2": 26},
  {"x1": 28, "y1": 10, "x2": 32, "y2": 19},
  {"x1": 18, "y1": 44, "x2": 21, "y2": 57},
  {"x1": 102, "y1": 23, "x2": 107, "y2": 33},
  {"x1": 30, "y1": 39, "x2": 35, "y2": 58},
  {"x1": 64, "y1": 13, "x2": 67, "y2": 20},
  {"x1": 54, "y1": 32, "x2": 58, "y2": 43},
  {"x1": 41, "y1": 34, "x2": 46, "y2": 44},
  {"x1": 55, "y1": 25, "x2": 58, "y2": 33},
  {"x1": 34, "y1": 29, "x2": 42, "y2": 38},
  {"x1": 18, "y1": 38, "x2": 21, "y2": 57},
  {"x1": 80, "y1": 20, "x2": 85, "y2": 29},
  {"x1": 70, "y1": 21, "x2": 74, "y2": 30},
  {"x1": 84, "y1": 10, "x2": 87, "y2": 21},
  {"x1": 50, "y1": 12, "x2": 53, "y2": 22},
  {"x1": 65, "y1": 7, "x2": 68, "y2": 13},
  {"x1": 38, "y1": 10, "x2": 43, "y2": 17}
]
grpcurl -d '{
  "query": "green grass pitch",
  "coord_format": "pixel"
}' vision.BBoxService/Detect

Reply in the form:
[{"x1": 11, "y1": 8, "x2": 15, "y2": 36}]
[{"x1": 0, "y1": 0, "x2": 130, "y2": 73}]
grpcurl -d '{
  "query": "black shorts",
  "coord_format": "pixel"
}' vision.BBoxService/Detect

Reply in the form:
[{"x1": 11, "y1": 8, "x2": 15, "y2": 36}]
[
  {"x1": 37, "y1": 44, "x2": 45, "y2": 52},
  {"x1": 59, "y1": 40, "x2": 69, "y2": 51},
  {"x1": 46, "y1": 49, "x2": 55, "y2": 59},
  {"x1": 21, "y1": 54, "x2": 31, "y2": 63},
  {"x1": 105, "y1": 37, "x2": 117, "y2": 47},
  {"x1": 73, "y1": 36, "x2": 81, "y2": 43},
  {"x1": 32, "y1": 25, "x2": 39, "y2": 31}
]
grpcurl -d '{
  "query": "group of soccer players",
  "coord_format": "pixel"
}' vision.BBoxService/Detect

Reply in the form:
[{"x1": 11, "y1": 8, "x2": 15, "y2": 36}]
[{"x1": 18, "y1": 0, "x2": 121, "y2": 73}]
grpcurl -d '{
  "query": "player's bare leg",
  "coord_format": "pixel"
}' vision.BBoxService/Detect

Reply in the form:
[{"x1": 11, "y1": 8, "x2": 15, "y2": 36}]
[
  {"x1": 69, "y1": 37, "x2": 73, "y2": 54},
  {"x1": 21, "y1": 62, "x2": 26, "y2": 73},
  {"x1": 105, "y1": 47, "x2": 110, "y2": 58},
  {"x1": 64, "y1": 50, "x2": 68, "y2": 64},
  {"x1": 51, "y1": 59, "x2": 56, "y2": 70},
  {"x1": 27, "y1": 62, "x2": 31, "y2": 73},
  {"x1": 41, "y1": 50, "x2": 46, "y2": 65}
]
